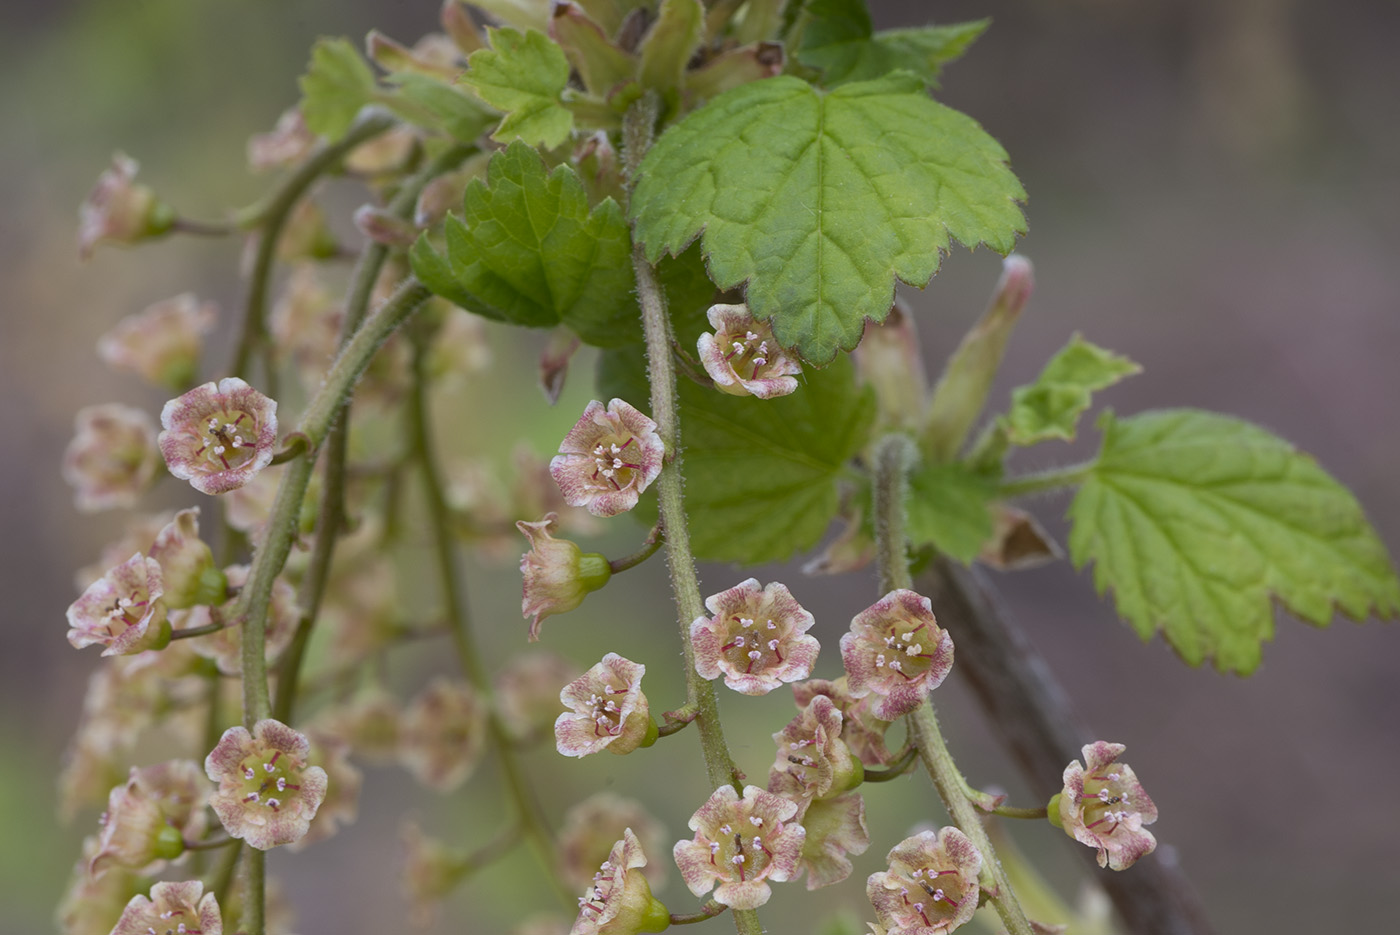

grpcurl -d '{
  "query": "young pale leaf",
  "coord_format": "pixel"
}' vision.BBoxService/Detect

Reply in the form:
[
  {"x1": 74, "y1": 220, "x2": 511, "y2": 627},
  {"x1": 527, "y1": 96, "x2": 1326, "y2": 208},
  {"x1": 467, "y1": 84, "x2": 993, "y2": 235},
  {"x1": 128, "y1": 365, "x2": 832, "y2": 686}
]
[
  {"x1": 408, "y1": 141, "x2": 637, "y2": 345},
  {"x1": 460, "y1": 28, "x2": 573, "y2": 148},
  {"x1": 638, "y1": 0, "x2": 704, "y2": 95},
  {"x1": 1003, "y1": 334, "x2": 1141, "y2": 446},
  {"x1": 906, "y1": 461, "x2": 997, "y2": 563},
  {"x1": 630, "y1": 72, "x2": 1026, "y2": 364},
  {"x1": 380, "y1": 73, "x2": 495, "y2": 143},
  {"x1": 797, "y1": 0, "x2": 989, "y2": 87},
  {"x1": 299, "y1": 38, "x2": 378, "y2": 141},
  {"x1": 1068, "y1": 409, "x2": 1400, "y2": 674},
  {"x1": 599, "y1": 348, "x2": 875, "y2": 564},
  {"x1": 471, "y1": 0, "x2": 551, "y2": 33}
]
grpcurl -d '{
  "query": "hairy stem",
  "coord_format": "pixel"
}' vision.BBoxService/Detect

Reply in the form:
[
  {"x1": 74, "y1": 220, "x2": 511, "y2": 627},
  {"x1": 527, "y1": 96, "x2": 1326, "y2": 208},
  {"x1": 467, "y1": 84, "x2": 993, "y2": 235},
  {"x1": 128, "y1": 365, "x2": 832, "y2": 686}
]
[
  {"x1": 997, "y1": 460, "x2": 1096, "y2": 499},
  {"x1": 624, "y1": 95, "x2": 760, "y2": 935}
]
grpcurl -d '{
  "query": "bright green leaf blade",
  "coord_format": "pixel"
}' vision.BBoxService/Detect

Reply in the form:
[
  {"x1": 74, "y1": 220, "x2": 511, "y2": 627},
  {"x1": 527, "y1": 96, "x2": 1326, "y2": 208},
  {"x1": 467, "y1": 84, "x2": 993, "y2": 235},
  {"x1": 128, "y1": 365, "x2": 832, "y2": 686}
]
[
  {"x1": 461, "y1": 28, "x2": 573, "y2": 148},
  {"x1": 1068, "y1": 409, "x2": 1400, "y2": 674},
  {"x1": 299, "y1": 38, "x2": 378, "y2": 140},
  {"x1": 380, "y1": 73, "x2": 495, "y2": 143},
  {"x1": 630, "y1": 72, "x2": 1026, "y2": 364},
  {"x1": 599, "y1": 347, "x2": 875, "y2": 564},
  {"x1": 407, "y1": 141, "x2": 638, "y2": 342},
  {"x1": 471, "y1": 0, "x2": 551, "y2": 33},
  {"x1": 1004, "y1": 334, "x2": 1141, "y2": 445},
  {"x1": 906, "y1": 461, "x2": 997, "y2": 563},
  {"x1": 797, "y1": 0, "x2": 989, "y2": 87}
]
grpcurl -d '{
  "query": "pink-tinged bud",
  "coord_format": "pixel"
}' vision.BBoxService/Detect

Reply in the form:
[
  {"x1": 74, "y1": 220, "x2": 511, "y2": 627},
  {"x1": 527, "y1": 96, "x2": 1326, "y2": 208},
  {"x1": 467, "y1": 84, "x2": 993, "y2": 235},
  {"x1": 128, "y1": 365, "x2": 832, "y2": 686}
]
[
  {"x1": 97, "y1": 293, "x2": 217, "y2": 390},
  {"x1": 539, "y1": 326, "x2": 583, "y2": 404},
  {"x1": 248, "y1": 107, "x2": 316, "y2": 172},
  {"x1": 685, "y1": 41, "x2": 784, "y2": 105},
  {"x1": 767, "y1": 694, "x2": 861, "y2": 805},
  {"x1": 77, "y1": 153, "x2": 174, "y2": 259},
  {"x1": 571, "y1": 828, "x2": 670, "y2": 935},
  {"x1": 400, "y1": 819, "x2": 471, "y2": 925},
  {"x1": 495, "y1": 650, "x2": 583, "y2": 741},
  {"x1": 182, "y1": 565, "x2": 296, "y2": 675},
  {"x1": 289, "y1": 731, "x2": 361, "y2": 850},
  {"x1": 550, "y1": 399, "x2": 664, "y2": 517},
  {"x1": 441, "y1": 0, "x2": 486, "y2": 56},
  {"x1": 792, "y1": 677, "x2": 895, "y2": 767},
  {"x1": 1054, "y1": 741, "x2": 1158, "y2": 870},
  {"x1": 158, "y1": 377, "x2": 278, "y2": 496},
  {"x1": 673, "y1": 785, "x2": 806, "y2": 910},
  {"x1": 67, "y1": 553, "x2": 171, "y2": 656},
  {"x1": 854, "y1": 300, "x2": 928, "y2": 432},
  {"x1": 691, "y1": 579, "x2": 820, "y2": 696},
  {"x1": 367, "y1": 29, "x2": 464, "y2": 80},
  {"x1": 148, "y1": 508, "x2": 222, "y2": 610},
  {"x1": 519, "y1": 513, "x2": 613, "y2": 641},
  {"x1": 90, "y1": 760, "x2": 209, "y2": 877},
  {"x1": 840, "y1": 590, "x2": 954, "y2": 720},
  {"x1": 558, "y1": 793, "x2": 668, "y2": 894},
  {"x1": 697, "y1": 304, "x2": 802, "y2": 399},
  {"x1": 555, "y1": 654, "x2": 655, "y2": 757},
  {"x1": 352, "y1": 203, "x2": 418, "y2": 247},
  {"x1": 867, "y1": 828, "x2": 983, "y2": 935},
  {"x1": 399, "y1": 677, "x2": 487, "y2": 792},
  {"x1": 110, "y1": 880, "x2": 222, "y2": 935},
  {"x1": 62, "y1": 404, "x2": 161, "y2": 512},
  {"x1": 204, "y1": 719, "x2": 329, "y2": 850}
]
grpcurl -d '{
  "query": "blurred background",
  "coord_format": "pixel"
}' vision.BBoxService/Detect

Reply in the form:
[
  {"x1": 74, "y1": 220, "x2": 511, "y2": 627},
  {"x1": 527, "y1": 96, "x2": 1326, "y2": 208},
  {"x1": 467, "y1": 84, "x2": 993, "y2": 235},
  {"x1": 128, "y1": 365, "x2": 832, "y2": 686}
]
[{"x1": 3, "y1": 0, "x2": 1398, "y2": 932}]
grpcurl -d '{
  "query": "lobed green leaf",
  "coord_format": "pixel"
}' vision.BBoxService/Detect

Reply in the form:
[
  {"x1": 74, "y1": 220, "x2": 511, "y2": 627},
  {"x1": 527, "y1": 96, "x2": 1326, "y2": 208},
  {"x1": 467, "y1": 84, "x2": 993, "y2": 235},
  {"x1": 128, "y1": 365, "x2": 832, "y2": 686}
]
[
  {"x1": 460, "y1": 27, "x2": 574, "y2": 148},
  {"x1": 906, "y1": 461, "x2": 997, "y2": 563},
  {"x1": 299, "y1": 38, "x2": 378, "y2": 141},
  {"x1": 797, "y1": 0, "x2": 989, "y2": 87},
  {"x1": 630, "y1": 72, "x2": 1026, "y2": 364},
  {"x1": 1068, "y1": 409, "x2": 1400, "y2": 674},
  {"x1": 1003, "y1": 334, "x2": 1140, "y2": 446}
]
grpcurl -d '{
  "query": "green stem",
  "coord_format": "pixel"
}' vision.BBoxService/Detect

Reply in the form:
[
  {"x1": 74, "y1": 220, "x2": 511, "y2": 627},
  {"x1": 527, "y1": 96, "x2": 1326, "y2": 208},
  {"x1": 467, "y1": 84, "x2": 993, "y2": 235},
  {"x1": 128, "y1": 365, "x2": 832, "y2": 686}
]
[
  {"x1": 623, "y1": 94, "x2": 759, "y2": 935},
  {"x1": 871, "y1": 433, "x2": 1034, "y2": 935},
  {"x1": 208, "y1": 841, "x2": 242, "y2": 908},
  {"x1": 991, "y1": 805, "x2": 1048, "y2": 820},
  {"x1": 241, "y1": 849, "x2": 265, "y2": 935},
  {"x1": 862, "y1": 744, "x2": 919, "y2": 782},
  {"x1": 609, "y1": 525, "x2": 664, "y2": 574},
  {"x1": 405, "y1": 328, "x2": 574, "y2": 911},
  {"x1": 996, "y1": 461, "x2": 1095, "y2": 499},
  {"x1": 670, "y1": 901, "x2": 728, "y2": 925}
]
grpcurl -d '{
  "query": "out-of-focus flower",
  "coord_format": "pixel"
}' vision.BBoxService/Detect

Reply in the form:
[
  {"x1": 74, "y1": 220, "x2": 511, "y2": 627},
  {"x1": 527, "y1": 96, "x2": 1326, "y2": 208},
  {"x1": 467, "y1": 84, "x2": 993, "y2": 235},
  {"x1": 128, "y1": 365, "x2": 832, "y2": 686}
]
[
  {"x1": 691, "y1": 578, "x2": 819, "y2": 696},
  {"x1": 289, "y1": 731, "x2": 361, "y2": 850},
  {"x1": 97, "y1": 293, "x2": 217, "y2": 390},
  {"x1": 555, "y1": 654, "x2": 654, "y2": 758},
  {"x1": 1053, "y1": 741, "x2": 1158, "y2": 870},
  {"x1": 182, "y1": 565, "x2": 296, "y2": 676},
  {"x1": 67, "y1": 553, "x2": 171, "y2": 656},
  {"x1": 310, "y1": 686, "x2": 403, "y2": 765},
  {"x1": 518, "y1": 513, "x2": 612, "y2": 641},
  {"x1": 110, "y1": 880, "x2": 222, "y2": 935},
  {"x1": 840, "y1": 590, "x2": 954, "y2": 720},
  {"x1": 571, "y1": 828, "x2": 669, "y2": 935},
  {"x1": 792, "y1": 677, "x2": 895, "y2": 767},
  {"x1": 56, "y1": 836, "x2": 141, "y2": 935},
  {"x1": 62, "y1": 404, "x2": 161, "y2": 513},
  {"x1": 276, "y1": 198, "x2": 340, "y2": 260},
  {"x1": 205, "y1": 719, "x2": 329, "y2": 850},
  {"x1": 866, "y1": 828, "x2": 982, "y2": 935},
  {"x1": 398, "y1": 678, "x2": 487, "y2": 792},
  {"x1": 697, "y1": 304, "x2": 802, "y2": 399},
  {"x1": 158, "y1": 378, "x2": 278, "y2": 496},
  {"x1": 248, "y1": 108, "x2": 316, "y2": 172},
  {"x1": 90, "y1": 759, "x2": 209, "y2": 877},
  {"x1": 550, "y1": 399, "x2": 664, "y2": 517},
  {"x1": 495, "y1": 650, "x2": 583, "y2": 741},
  {"x1": 672, "y1": 784, "x2": 805, "y2": 910},
  {"x1": 77, "y1": 153, "x2": 174, "y2": 259},
  {"x1": 400, "y1": 819, "x2": 470, "y2": 926},
  {"x1": 767, "y1": 770, "x2": 869, "y2": 890},
  {"x1": 557, "y1": 793, "x2": 667, "y2": 894},
  {"x1": 148, "y1": 508, "x2": 223, "y2": 610}
]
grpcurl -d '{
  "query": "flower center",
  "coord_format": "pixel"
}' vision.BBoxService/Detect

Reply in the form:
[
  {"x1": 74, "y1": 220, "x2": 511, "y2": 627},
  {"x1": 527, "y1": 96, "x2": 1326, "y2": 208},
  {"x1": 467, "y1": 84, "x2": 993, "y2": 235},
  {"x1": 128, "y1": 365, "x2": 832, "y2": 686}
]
[
  {"x1": 722, "y1": 330, "x2": 772, "y2": 380},
  {"x1": 584, "y1": 682, "x2": 631, "y2": 737},
  {"x1": 236, "y1": 749, "x2": 302, "y2": 813},
  {"x1": 105, "y1": 588, "x2": 151, "y2": 636},
  {"x1": 720, "y1": 611, "x2": 784, "y2": 674},
  {"x1": 590, "y1": 436, "x2": 640, "y2": 492},
  {"x1": 874, "y1": 618, "x2": 939, "y2": 680},
  {"x1": 897, "y1": 866, "x2": 966, "y2": 926},
  {"x1": 705, "y1": 817, "x2": 776, "y2": 884},
  {"x1": 1082, "y1": 769, "x2": 1132, "y2": 835},
  {"x1": 578, "y1": 860, "x2": 617, "y2": 921},
  {"x1": 149, "y1": 905, "x2": 203, "y2": 935},
  {"x1": 193, "y1": 409, "x2": 259, "y2": 472}
]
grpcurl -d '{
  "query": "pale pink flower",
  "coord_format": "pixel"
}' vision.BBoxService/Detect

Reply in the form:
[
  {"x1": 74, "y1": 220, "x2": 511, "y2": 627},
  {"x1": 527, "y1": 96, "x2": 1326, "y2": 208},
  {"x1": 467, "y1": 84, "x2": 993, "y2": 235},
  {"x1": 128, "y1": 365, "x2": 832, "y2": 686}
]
[
  {"x1": 698, "y1": 304, "x2": 802, "y2": 398},
  {"x1": 1056, "y1": 741, "x2": 1158, "y2": 870},
  {"x1": 398, "y1": 677, "x2": 487, "y2": 792},
  {"x1": 77, "y1": 153, "x2": 173, "y2": 259},
  {"x1": 767, "y1": 769, "x2": 870, "y2": 890},
  {"x1": 67, "y1": 553, "x2": 171, "y2": 656},
  {"x1": 148, "y1": 508, "x2": 221, "y2": 610},
  {"x1": 496, "y1": 650, "x2": 583, "y2": 741},
  {"x1": 672, "y1": 784, "x2": 805, "y2": 910},
  {"x1": 840, "y1": 590, "x2": 954, "y2": 720},
  {"x1": 519, "y1": 513, "x2": 612, "y2": 641},
  {"x1": 247, "y1": 107, "x2": 315, "y2": 172},
  {"x1": 110, "y1": 880, "x2": 222, "y2": 935},
  {"x1": 91, "y1": 759, "x2": 209, "y2": 877},
  {"x1": 555, "y1": 654, "x2": 653, "y2": 758},
  {"x1": 867, "y1": 828, "x2": 983, "y2": 935},
  {"x1": 205, "y1": 719, "x2": 329, "y2": 850},
  {"x1": 400, "y1": 819, "x2": 470, "y2": 926},
  {"x1": 62, "y1": 404, "x2": 161, "y2": 512},
  {"x1": 549, "y1": 399, "x2": 664, "y2": 517},
  {"x1": 691, "y1": 578, "x2": 819, "y2": 695},
  {"x1": 571, "y1": 828, "x2": 669, "y2": 935},
  {"x1": 98, "y1": 293, "x2": 217, "y2": 390},
  {"x1": 309, "y1": 686, "x2": 403, "y2": 765},
  {"x1": 768, "y1": 694, "x2": 860, "y2": 805},
  {"x1": 793, "y1": 677, "x2": 895, "y2": 767},
  {"x1": 158, "y1": 378, "x2": 278, "y2": 495},
  {"x1": 183, "y1": 565, "x2": 297, "y2": 676},
  {"x1": 558, "y1": 793, "x2": 668, "y2": 893}
]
